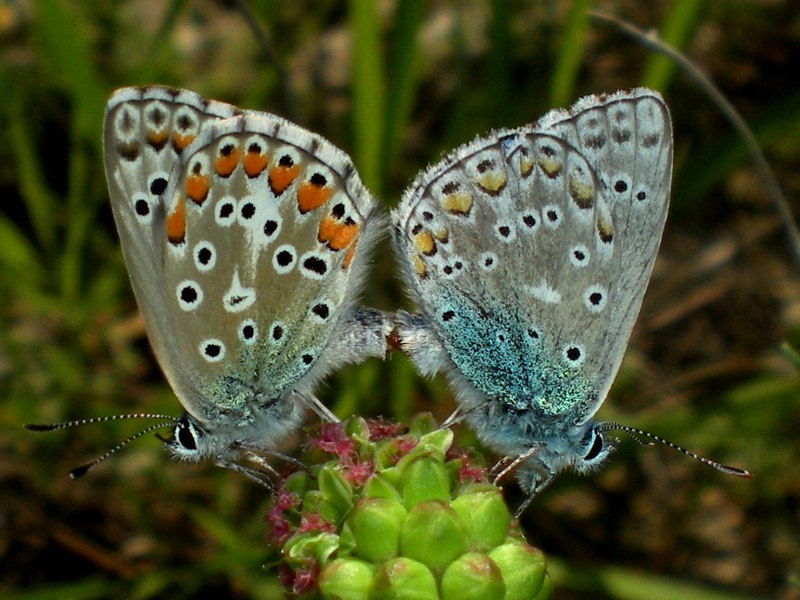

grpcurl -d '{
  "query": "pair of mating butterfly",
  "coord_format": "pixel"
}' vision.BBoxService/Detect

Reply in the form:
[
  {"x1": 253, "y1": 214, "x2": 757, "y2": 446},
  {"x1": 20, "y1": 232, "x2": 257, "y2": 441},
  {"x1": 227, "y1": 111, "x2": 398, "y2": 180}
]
[{"x1": 29, "y1": 86, "x2": 750, "y2": 510}]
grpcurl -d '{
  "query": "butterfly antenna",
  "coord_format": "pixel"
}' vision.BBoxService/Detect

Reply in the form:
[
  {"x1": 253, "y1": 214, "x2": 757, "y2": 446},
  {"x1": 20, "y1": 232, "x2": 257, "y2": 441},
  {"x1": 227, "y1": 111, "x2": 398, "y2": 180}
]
[
  {"x1": 25, "y1": 414, "x2": 179, "y2": 478},
  {"x1": 25, "y1": 413, "x2": 177, "y2": 432},
  {"x1": 600, "y1": 422, "x2": 753, "y2": 478}
]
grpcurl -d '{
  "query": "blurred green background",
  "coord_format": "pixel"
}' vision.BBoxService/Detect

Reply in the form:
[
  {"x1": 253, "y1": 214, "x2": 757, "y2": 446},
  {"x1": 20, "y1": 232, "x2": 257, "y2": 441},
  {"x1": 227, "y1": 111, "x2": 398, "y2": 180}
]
[{"x1": 1, "y1": 1, "x2": 799, "y2": 598}]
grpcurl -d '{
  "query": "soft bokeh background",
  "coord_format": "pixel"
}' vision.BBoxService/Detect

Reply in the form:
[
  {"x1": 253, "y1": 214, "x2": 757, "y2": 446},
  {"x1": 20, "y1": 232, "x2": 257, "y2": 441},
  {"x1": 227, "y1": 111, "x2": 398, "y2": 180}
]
[{"x1": 2, "y1": 1, "x2": 799, "y2": 598}]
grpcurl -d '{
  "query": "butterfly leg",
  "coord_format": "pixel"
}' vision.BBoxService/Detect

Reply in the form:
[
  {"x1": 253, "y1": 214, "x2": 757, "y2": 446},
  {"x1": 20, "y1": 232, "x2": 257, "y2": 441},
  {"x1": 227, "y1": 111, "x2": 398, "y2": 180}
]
[
  {"x1": 290, "y1": 389, "x2": 341, "y2": 423},
  {"x1": 215, "y1": 457, "x2": 278, "y2": 489},
  {"x1": 491, "y1": 445, "x2": 542, "y2": 484}
]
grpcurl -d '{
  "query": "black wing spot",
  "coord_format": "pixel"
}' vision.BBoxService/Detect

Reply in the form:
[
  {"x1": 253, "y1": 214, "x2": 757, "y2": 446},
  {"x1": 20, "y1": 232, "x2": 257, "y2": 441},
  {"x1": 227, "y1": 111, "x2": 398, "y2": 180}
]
[
  {"x1": 309, "y1": 172, "x2": 327, "y2": 187},
  {"x1": 150, "y1": 177, "x2": 168, "y2": 195},
  {"x1": 312, "y1": 303, "x2": 330, "y2": 320},
  {"x1": 264, "y1": 220, "x2": 278, "y2": 236},
  {"x1": 135, "y1": 199, "x2": 150, "y2": 216},
  {"x1": 303, "y1": 256, "x2": 327, "y2": 276}
]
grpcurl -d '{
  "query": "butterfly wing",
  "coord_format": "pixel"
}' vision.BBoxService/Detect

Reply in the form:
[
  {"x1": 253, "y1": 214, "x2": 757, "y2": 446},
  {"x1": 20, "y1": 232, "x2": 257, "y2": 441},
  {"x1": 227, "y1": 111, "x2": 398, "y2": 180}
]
[
  {"x1": 104, "y1": 87, "x2": 386, "y2": 456},
  {"x1": 393, "y1": 89, "x2": 672, "y2": 430},
  {"x1": 159, "y1": 112, "x2": 384, "y2": 425}
]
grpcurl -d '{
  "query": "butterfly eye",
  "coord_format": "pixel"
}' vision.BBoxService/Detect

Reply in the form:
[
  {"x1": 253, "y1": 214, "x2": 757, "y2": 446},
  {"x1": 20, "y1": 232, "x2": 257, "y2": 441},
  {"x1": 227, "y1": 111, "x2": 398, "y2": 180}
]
[
  {"x1": 583, "y1": 429, "x2": 604, "y2": 461},
  {"x1": 177, "y1": 421, "x2": 198, "y2": 450}
]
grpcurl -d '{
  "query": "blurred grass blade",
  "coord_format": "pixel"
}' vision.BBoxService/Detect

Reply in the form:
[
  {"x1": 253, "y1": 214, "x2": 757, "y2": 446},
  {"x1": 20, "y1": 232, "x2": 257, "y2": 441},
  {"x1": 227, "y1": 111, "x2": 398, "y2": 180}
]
[
  {"x1": 349, "y1": 0, "x2": 385, "y2": 195},
  {"x1": 0, "y1": 214, "x2": 46, "y2": 293},
  {"x1": 6, "y1": 89, "x2": 58, "y2": 258},
  {"x1": 641, "y1": 0, "x2": 705, "y2": 91},
  {"x1": 550, "y1": 0, "x2": 592, "y2": 107},
  {"x1": 33, "y1": 0, "x2": 105, "y2": 142},
  {"x1": 381, "y1": 0, "x2": 424, "y2": 191},
  {"x1": 139, "y1": 0, "x2": 188, "y2": 83}
]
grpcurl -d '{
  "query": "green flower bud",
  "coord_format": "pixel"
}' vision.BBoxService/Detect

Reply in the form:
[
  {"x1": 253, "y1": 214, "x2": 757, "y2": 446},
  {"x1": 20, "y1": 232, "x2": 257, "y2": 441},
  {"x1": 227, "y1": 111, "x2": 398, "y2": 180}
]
[
  {"x1": 370, "y1": 557, "x2": 439, "y2": 600},
  {"x1": 534, "y1": 573, "x2": 553, "y2": 600},
  {"x1": 489, "y1": 541, "x2": 549, "y2": 600},
  {"x1": 317, "y1": 464, "x2": 355, "y2": 517},
  {"x1": 407, "y1": 413, "x2": 439, "y2": 437},
  {"x1": 362, "y1": 472, "x2": 404, "y2": 503},
  {"x1": 400, "y1": 455, "x2": 451, "y2": 508},
  {"x1": 283, "y1": 470, "x2": 313, "y2": 496},
  {"x1": 451, "y1": 483, "x2": 510, "y2": 551},
  {"x1": 399, "y1": 500, "x2": 467, "y2": 573},
  {"x1": 344, "y1": 497, "x2": 408, "y2": 563},
  {"x1": 318, "y1": 557, "x2": 375, "y2": 600},
  {"x1": 301, "y1": 490, "x2": 341, "y2": 525},
  {"x1": 440, "y1": 553, "x2": 505, "y2": 600},
  {"x1": 283, "y1": 531, "x2": 339, "y2": 565},
  {"x1": 344, "y1": 416, "x2": 372, "y2": 439}
]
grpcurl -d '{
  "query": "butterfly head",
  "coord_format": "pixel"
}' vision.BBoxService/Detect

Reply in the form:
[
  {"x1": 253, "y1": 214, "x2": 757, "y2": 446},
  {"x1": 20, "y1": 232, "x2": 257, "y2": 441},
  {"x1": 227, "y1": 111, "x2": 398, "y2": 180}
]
[
  {"x1": 512, "y1": 421, "x2": 618, "y2": 498},
  {"x1": 157, "y1": 414, "x2": 211, "y2": 463}
]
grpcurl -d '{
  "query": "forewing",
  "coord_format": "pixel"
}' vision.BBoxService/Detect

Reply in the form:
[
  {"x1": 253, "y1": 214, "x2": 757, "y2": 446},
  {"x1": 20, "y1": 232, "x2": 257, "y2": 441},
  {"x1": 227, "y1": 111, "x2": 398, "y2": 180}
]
[{"x1": 160, "y1": 112, "x2": 380, "y2": 418}]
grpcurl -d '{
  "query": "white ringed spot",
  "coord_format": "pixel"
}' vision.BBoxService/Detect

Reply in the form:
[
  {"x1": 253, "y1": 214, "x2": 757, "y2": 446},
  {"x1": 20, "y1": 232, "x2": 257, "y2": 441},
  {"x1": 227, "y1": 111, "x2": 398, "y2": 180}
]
[{"x1": 176, "y1": 280, "x2": 203, "y2": 311}]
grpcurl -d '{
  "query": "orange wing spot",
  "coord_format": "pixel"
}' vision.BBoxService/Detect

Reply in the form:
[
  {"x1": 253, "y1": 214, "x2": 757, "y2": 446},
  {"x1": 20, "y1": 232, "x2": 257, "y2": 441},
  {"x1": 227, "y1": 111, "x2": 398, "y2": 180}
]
[
  {"x1": 318, "y1": 215, "x2": 360, "y2": 251},
  {"x1": 214, "y1": 146, "x2": 240, "y2": 177},
  {"x1": 243, "y1": 151, "x2": 270, "y2": 177},
  {"x1": 166, "y1": 196, "x2": 186, "y2": 244},
  {"x1": 172, "y1": 132, "x2": 196, "y2": 152},
  {"x1": 186, "y1": 173, "x2": 210, "y2": 205},
  {"x1": 342, "y1": 242, "x2": 358, "y2": 269},
  {"x1": 297, "y1": 181, "x2": 333, "y2": 214},
  {"x1": 268, "y1": 164, "x2": 301, "y2": 195},
  {"x1": 146, "y1": 129, "x2": 169, "y2": 150}
]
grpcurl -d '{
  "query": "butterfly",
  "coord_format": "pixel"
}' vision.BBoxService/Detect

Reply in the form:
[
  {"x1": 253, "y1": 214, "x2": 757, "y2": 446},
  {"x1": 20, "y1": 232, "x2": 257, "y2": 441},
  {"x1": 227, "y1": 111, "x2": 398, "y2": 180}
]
[
  {"x1": 28, "y1": 86, "x2": 389, "y2": 482},
  {"x1": 392, "y1": 88, "x2": 750, "y2": 512}
]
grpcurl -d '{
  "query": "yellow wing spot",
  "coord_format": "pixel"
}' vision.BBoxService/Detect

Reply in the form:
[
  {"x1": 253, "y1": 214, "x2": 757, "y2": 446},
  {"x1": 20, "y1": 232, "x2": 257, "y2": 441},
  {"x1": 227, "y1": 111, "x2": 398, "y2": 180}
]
[
  {"x1": 433, "y1": 227, "x2": 449, "y2": 243},
  {"x1": 414, "y1": 229, "x2": 436, "y2": 256},
  {"x1": 568, "y1": 174, "x2": 594, "y2": 209},
  {"x1": 166, "y1": 195, "x2": 186, "y2": 244},
  {"x1": 268, "y1": 163, "x2": 301, "y2": 195},
  {"x1": 215, "y1": 144, "x2": 240, "y2": 177},
  {"x1": 243, "y1": 150, "x2": 270, "y2": 178},
  {"x1": 412, "y1": 254, "x2": 427, "y2": 277},
  {"x1": 172, "y1": 132, "x2": 195, "y2": 153},
  {"x1": 186, "y1": 172, "x2": 210, "y2": 205},
  {"x1": 342, "y1": 241, "x2": 358, "y2": 269},
  {"x1": 538, "y1": 156, "x2": 562, "y2": 178},
  {"x1": 520, "y1": 154, "x2": 534, "y2": 177},
  {"x1": 297, "y1": 181, "x2": 333, "y2": 214},
  {"x1": 441, "y1": 192, "x2": 473, "y2": 215},
  {"x1": 476, "y1": 171, "x2": 507, "y2": 194},
  {"x1": 318, "y1": 215, "x2": 360, "y2": 251},
  {"x1": 597, "y1": 217, "x2": 613, "y2": 243}
]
